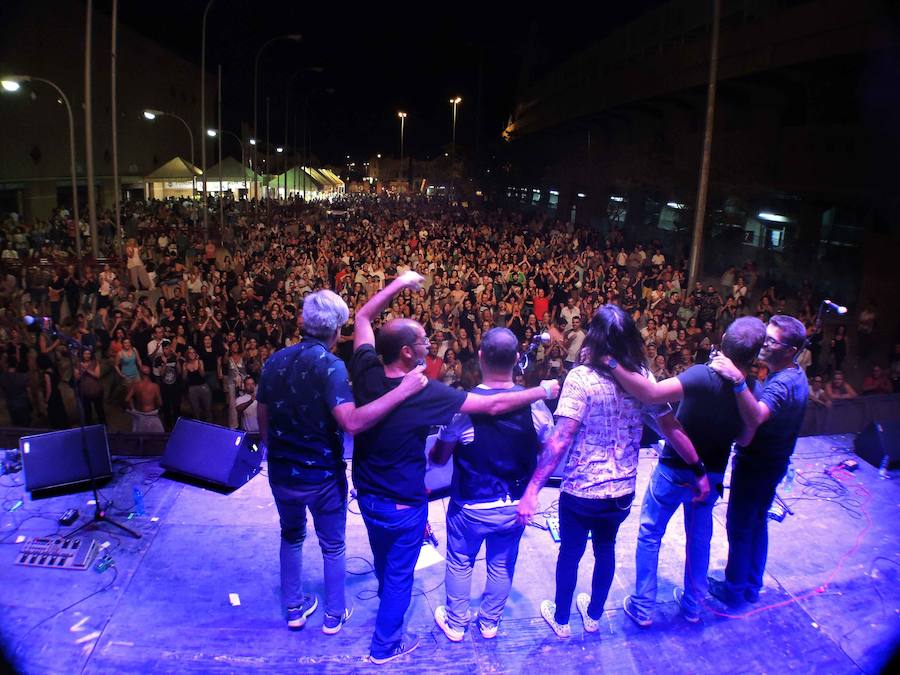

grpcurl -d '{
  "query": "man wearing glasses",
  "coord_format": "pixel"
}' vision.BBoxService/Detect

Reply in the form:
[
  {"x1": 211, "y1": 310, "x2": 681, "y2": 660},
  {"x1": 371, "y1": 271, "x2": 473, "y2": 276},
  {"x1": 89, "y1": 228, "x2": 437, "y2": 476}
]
[
  {"x1": 350, "y1": 271, "x2": 560, "y2": 665},
  {"x1": 708, "y1": 315, "x2": 809, "y2": 607}
]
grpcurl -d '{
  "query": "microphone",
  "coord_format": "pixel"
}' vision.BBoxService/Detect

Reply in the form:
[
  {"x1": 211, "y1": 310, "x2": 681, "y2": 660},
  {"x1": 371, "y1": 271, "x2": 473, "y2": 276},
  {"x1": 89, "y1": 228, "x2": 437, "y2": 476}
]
[
  {"x1": 822, "y1": 299, "x2": 847, "y2": 315},
  {"x1": 23, "y1": 315, "x2": 53, "y2": 328}
]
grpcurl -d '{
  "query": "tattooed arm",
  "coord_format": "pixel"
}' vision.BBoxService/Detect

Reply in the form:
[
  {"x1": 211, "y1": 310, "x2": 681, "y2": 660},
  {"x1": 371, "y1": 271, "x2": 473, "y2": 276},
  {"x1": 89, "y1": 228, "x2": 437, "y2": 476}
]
[{"x1": 516, "y1": 416, "x2": 580, "y2": 525}]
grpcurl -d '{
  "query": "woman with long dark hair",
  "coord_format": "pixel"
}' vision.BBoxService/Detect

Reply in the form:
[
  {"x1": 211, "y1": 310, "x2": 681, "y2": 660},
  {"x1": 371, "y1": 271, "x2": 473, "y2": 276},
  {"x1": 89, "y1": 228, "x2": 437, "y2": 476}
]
[{"x1": 517, "y1": 304, "x2": 695, "y2": 638}]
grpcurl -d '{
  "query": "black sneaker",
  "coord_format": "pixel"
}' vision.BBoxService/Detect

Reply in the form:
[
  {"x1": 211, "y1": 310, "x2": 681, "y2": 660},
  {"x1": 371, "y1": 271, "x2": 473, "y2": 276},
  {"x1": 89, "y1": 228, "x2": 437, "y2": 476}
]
[
  {"x1": 286, "y1": 595, "x2": 318, "y2": 630},
  {"x1": 369, "y1": 636, "x2": 420, "y2": 665},
  {"x1": 707, "y1": 577, "x2": 743, "y2": 609},
  {"x1": 745, "y1": 588, "x2": 760, "y2": 604}
]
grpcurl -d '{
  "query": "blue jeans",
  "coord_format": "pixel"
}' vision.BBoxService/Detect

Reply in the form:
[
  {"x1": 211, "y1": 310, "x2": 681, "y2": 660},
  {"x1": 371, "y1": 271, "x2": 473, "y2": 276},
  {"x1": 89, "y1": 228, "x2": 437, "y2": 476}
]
[
  {"x1": 723, "y1": 455, "x2": 786, "y2": 603},
  {"x1": 444, "y1": 502, "x2": 525, "y2": 629},
  {"x1": 268, "y1": 468, "x2": 347, "y2": 618},
  {"x1": 553, "y1": 491, "x2": 633, "y2": 624},
  {"x1": 631, "y1": 463, "x2": 724, "y2": 615},
  {"x1": 358, "y1": 493, "x2": 428, "y2": 659}
]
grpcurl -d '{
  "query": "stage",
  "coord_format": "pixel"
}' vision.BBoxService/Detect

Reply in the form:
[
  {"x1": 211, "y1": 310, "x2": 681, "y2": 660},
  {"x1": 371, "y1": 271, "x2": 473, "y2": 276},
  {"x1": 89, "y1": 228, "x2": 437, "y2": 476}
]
[{"x1": 1, "y1": 433, "x2": 897, "y2": 674}]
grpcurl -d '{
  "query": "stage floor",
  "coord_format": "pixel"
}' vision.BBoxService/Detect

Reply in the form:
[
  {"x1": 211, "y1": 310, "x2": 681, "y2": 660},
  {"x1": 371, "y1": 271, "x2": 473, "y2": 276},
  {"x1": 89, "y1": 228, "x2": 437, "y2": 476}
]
[{"x1": 1, "y1": 434, "x2": 897, "y2": 674}]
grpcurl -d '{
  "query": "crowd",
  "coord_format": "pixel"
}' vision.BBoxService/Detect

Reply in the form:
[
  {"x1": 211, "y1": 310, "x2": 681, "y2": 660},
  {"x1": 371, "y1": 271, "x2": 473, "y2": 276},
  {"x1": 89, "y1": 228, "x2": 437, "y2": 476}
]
[
  {"x1": 0, "y1": 194, "x2": 895, "y2": 433},
  {"x1": 0, "y1": 193, "x2": 895, "y2": 666}
]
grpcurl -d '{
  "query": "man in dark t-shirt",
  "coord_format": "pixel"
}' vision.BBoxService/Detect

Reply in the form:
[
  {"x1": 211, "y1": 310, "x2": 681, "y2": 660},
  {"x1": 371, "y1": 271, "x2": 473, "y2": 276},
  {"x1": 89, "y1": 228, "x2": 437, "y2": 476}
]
[
  {"x1": 351, "y1": 271, "x2": 559, "y2": 665},
  {"x1": 709, "y1": 314, "x2": 810, "y2": 607},
  {"x1": 257, "y1": 290, "x2": 426, "y2": 635},
  {"x1": 608, "y1": 317, "x2": 766, "y2": 624}
]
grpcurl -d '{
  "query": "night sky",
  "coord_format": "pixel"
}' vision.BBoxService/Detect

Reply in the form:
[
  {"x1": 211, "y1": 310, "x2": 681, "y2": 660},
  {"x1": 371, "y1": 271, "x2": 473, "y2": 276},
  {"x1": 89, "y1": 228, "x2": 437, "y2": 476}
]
[{"x1": 98, "y1": 0, "x2": 668, "y2": 165}]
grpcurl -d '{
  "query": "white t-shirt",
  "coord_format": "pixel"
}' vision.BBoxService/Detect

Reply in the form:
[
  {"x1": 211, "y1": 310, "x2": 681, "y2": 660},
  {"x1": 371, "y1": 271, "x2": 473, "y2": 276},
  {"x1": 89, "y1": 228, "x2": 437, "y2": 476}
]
[{"x1": 236, "y1": 394, "x2": 259, "y2": 432}]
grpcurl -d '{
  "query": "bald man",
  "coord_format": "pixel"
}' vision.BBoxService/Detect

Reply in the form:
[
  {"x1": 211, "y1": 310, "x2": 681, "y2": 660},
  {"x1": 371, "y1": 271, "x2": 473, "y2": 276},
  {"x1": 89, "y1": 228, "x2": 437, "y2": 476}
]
[{"x1": 350, "y1": 271, "x2": 560, "y2": 665}]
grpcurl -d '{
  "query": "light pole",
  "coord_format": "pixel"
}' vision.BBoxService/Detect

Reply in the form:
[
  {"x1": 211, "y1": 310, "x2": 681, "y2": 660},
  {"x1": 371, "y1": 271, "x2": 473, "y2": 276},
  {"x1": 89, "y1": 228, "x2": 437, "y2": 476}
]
[
  {"x1": 249, "y1": 138, "x2": 257, "y2": 197},
  {"x1": 449, "y1": 96, "x2": 461, "y2": 185},
  {"x1": 111, "y1": 0, "x2": 122, "y2": 255},
  {"x1": 253, "y1": 34, "x2": 302, "y2": 204},
  {"x1": 398, "y1": 111, "x2": 407, "y2": 182},
  {"x1": 220, "y1": 130, "x2": 248, "y2": 195},
  {"x1": 143, "y1": 109, "x2": 196, "y2": 197},
  {"x1": 84, "y1": 0, "x2": 98, "y2": 258},
  {"x1": 3, "y1": 76, "x2": 82, "y2": 259},
  {"x1": 200, "y1": 0, "x2": 217, "y2": 239}
]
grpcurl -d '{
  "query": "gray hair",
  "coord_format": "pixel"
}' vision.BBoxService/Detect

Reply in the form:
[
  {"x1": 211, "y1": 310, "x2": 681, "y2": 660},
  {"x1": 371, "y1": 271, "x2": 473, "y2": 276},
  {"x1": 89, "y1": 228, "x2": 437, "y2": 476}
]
[{"x1": 301, "y1": 290, "x2": 349, "y2": 339}]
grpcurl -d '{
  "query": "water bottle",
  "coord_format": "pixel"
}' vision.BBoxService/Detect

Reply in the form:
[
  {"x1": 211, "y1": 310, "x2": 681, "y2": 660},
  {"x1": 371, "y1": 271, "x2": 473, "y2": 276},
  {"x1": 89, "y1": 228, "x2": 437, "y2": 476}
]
[
  {"x1": 133, "y1": 487, "x2": 146, "y2": 516},
  {"x1": 879, "y1": 455, "x2": 891, "y2": 480},
  {"x1": 783, "y1": 462, "x2": 795, "y2": 492}
]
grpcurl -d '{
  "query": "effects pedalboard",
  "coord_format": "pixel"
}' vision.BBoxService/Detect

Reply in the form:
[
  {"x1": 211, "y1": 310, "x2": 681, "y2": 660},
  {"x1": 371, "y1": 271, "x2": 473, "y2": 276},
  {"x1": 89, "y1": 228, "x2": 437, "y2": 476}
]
[
  {"x1": 15, "y1": 536, "x2": 98, "y2": 571},
  {"x1": 545, "y1": 516, "x2": 591, "y2": 543}
]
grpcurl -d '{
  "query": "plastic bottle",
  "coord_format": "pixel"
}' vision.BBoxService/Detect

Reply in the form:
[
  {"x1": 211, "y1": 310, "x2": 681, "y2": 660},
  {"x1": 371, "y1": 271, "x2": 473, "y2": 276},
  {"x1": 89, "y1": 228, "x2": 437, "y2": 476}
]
[
  {"x1": 783, "y1": 462, "x2": 795, "y2": 492},
  {"x1": 133, "y1": 487, "x2": 146, "y2": 515},
  {"x1": 879, "y1": 455, "x2": 891, "y2": 480}
]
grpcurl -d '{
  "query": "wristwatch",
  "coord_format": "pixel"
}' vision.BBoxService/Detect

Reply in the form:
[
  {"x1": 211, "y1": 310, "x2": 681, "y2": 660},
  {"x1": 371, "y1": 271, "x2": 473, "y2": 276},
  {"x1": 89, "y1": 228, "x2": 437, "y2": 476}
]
[{"x1": 689, "y1": 459, "x2": 707, "y2": 477}]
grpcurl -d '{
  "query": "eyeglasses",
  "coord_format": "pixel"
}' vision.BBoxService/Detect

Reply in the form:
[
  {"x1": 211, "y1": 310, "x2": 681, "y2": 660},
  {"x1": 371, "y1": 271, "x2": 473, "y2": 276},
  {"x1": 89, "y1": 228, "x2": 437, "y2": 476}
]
[
  {"x1": 763, "y1": 335, "x2": 794, "y2": 349},
  {"x1": 412, "y1": 337, "x2": 431, "y2": 346}
]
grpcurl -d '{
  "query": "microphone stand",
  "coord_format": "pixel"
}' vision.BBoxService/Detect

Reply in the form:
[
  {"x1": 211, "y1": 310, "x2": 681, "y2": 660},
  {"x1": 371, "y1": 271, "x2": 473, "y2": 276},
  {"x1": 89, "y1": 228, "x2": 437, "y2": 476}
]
[{"x1": 40, "y1": 322, "x2": 141, "y2": 539}]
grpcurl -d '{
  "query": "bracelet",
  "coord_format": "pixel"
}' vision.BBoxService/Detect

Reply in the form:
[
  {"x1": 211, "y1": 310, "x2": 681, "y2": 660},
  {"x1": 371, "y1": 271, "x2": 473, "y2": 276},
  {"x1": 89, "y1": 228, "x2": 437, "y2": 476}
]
[
  {"x1": 540, "y1": 381, "x2": 554, "y2": 399},
  {"x1": 733, "y1": 379, "x2": 747, "y2": 393},
  {"x1": 606, "y1": 357, "x2": 618, "y2": 370},
  {"x1": 689, "y1": 459, "x2": 707, "y2": 477}
]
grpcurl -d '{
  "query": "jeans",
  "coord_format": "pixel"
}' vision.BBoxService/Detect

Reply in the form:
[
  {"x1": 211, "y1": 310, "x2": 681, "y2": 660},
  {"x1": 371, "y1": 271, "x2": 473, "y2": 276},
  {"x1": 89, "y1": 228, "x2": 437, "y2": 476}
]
[
  {"x1": 358, "y1": 493, "x2": 427, "y2": 659},
  {"x1": 268, "y1": 469, "x2": 348, "y2": 618},
  {"x1": 631, "y1": 463, "x2": 724, "y2": 615},
  {"x1": 187, "y1": 384, "x2": 212, "y2": 422},
  {"x1": 554, "y1": 491, "x2": 633, "y2": 624},
  {"x1": 723, "y1": 454, "x2": 787, "y2": 603},
  {"x1": 444, "y1": 502, "x2": 524, "y2": 629}
]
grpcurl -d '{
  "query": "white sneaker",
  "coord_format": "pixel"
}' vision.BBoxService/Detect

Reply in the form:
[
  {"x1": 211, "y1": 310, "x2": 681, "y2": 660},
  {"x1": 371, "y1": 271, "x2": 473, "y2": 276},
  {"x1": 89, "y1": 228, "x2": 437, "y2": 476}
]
[
  {"x1": 434, "y1": 605, "x2": 465, "y2": 642},
  {"x1": 476, "y1": 612, "x2": 498, "y2": 639},
  {"x1": 540, "y1": 600, "x2": 571, "y2": 638},
  {"x1": 576, "y1": 593, "x2": 600, "y2": 633}
]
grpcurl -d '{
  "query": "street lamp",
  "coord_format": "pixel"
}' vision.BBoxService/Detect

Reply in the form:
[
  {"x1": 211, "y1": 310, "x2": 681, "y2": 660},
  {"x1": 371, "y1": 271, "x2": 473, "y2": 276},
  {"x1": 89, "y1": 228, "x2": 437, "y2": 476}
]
[
  {"x1": 398, "y1": 111, "x2": 407, "y2": 182},
  {"x1": 253, "y1": 34, "x2": 302, "y2": 203},
  {"x1": 143, "y1": 108, "x2": 197, "y2": 197},
  {"x1": 219, "y1": 130, "x2": 248, "y2": 195},
  {"x1": 450, "y1": 96, "x2": 462, "y2": 184},
  {"x1": 3, "y1": 75, "x2": 82, "y2": 259}
]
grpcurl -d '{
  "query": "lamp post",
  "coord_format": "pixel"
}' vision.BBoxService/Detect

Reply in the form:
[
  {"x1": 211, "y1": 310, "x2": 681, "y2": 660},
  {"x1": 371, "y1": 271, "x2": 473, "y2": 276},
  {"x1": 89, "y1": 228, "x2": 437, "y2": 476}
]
[
  {"x1": 111, "y1": 0, "x2": 122, "y2": 255},
  {"x1": 398, "y1": 111, "x2": 407, "y2": 182},
  {"x1": 219, "y1": 130, "x2": 248, "y2": 195},
  {"x1": 3, "y1": 76, "x2": 82, "y2": 259},
  {"x1": 200, "y1": 0, "x2": 217, "y2": 238},
  {"x1": 253, "y1": 34, "x2": 302, "y2": 205},
  {"x1": 143, "y1": 109, "x2": 196, "y2": 197},
  {"x1": 449, "y1": 96, "x2": 461, "y2": 183},
  {"x1": 249, "y1": 138, "x2": 257, "y2": 197},
  {"x1": 84, "y1": 0, "x2": 98, "y2": 259}
]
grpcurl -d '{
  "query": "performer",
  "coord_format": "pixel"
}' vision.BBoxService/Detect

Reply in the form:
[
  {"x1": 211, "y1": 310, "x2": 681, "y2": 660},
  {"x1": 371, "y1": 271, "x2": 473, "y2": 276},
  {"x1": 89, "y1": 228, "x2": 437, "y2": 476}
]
[
  {"x1": 429, "y1": 328, "x2": 555, "y2": 641},
  {"x1": 603, "y1": 317, "x2": 766, "y2": 624},
  {"x1": 350, "y1": 271, "x2": 560, "y2": 665},
  {"x1": 516, "y1": 304, "x2": 700, "y2": 638},
  {"x1": 707, "y1": 314, "x2": 809, "y2": 607},
  {"x1": 256, "y1": 289, "x2": 427, "y2": 634}
]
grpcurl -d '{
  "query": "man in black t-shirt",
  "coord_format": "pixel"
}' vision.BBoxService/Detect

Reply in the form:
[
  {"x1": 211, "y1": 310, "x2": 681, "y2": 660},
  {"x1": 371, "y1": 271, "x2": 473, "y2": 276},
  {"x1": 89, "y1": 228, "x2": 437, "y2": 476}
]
[
  {"x1": 608, "y1": 317, "x2": 766, "y2": 625},
  {"x1": 709, "y1": 314, "x2": 810, "y2": 608},
  {"x1": 350, "y1": 271, "x2": 559, "y2": 665}
]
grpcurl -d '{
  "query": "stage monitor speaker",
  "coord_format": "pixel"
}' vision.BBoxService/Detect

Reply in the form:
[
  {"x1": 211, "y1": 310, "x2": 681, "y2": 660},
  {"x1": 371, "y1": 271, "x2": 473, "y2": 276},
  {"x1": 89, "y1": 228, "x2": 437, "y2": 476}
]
[
  {"x1": 855, "y1": 421, "x2": 900, "y2": 469},
  {"x1": 161, "y1": 418, "x2": 262, "y2": 489},
  {"x1": 20, "y1": 425, "x2": 113, "y2": 492}
]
